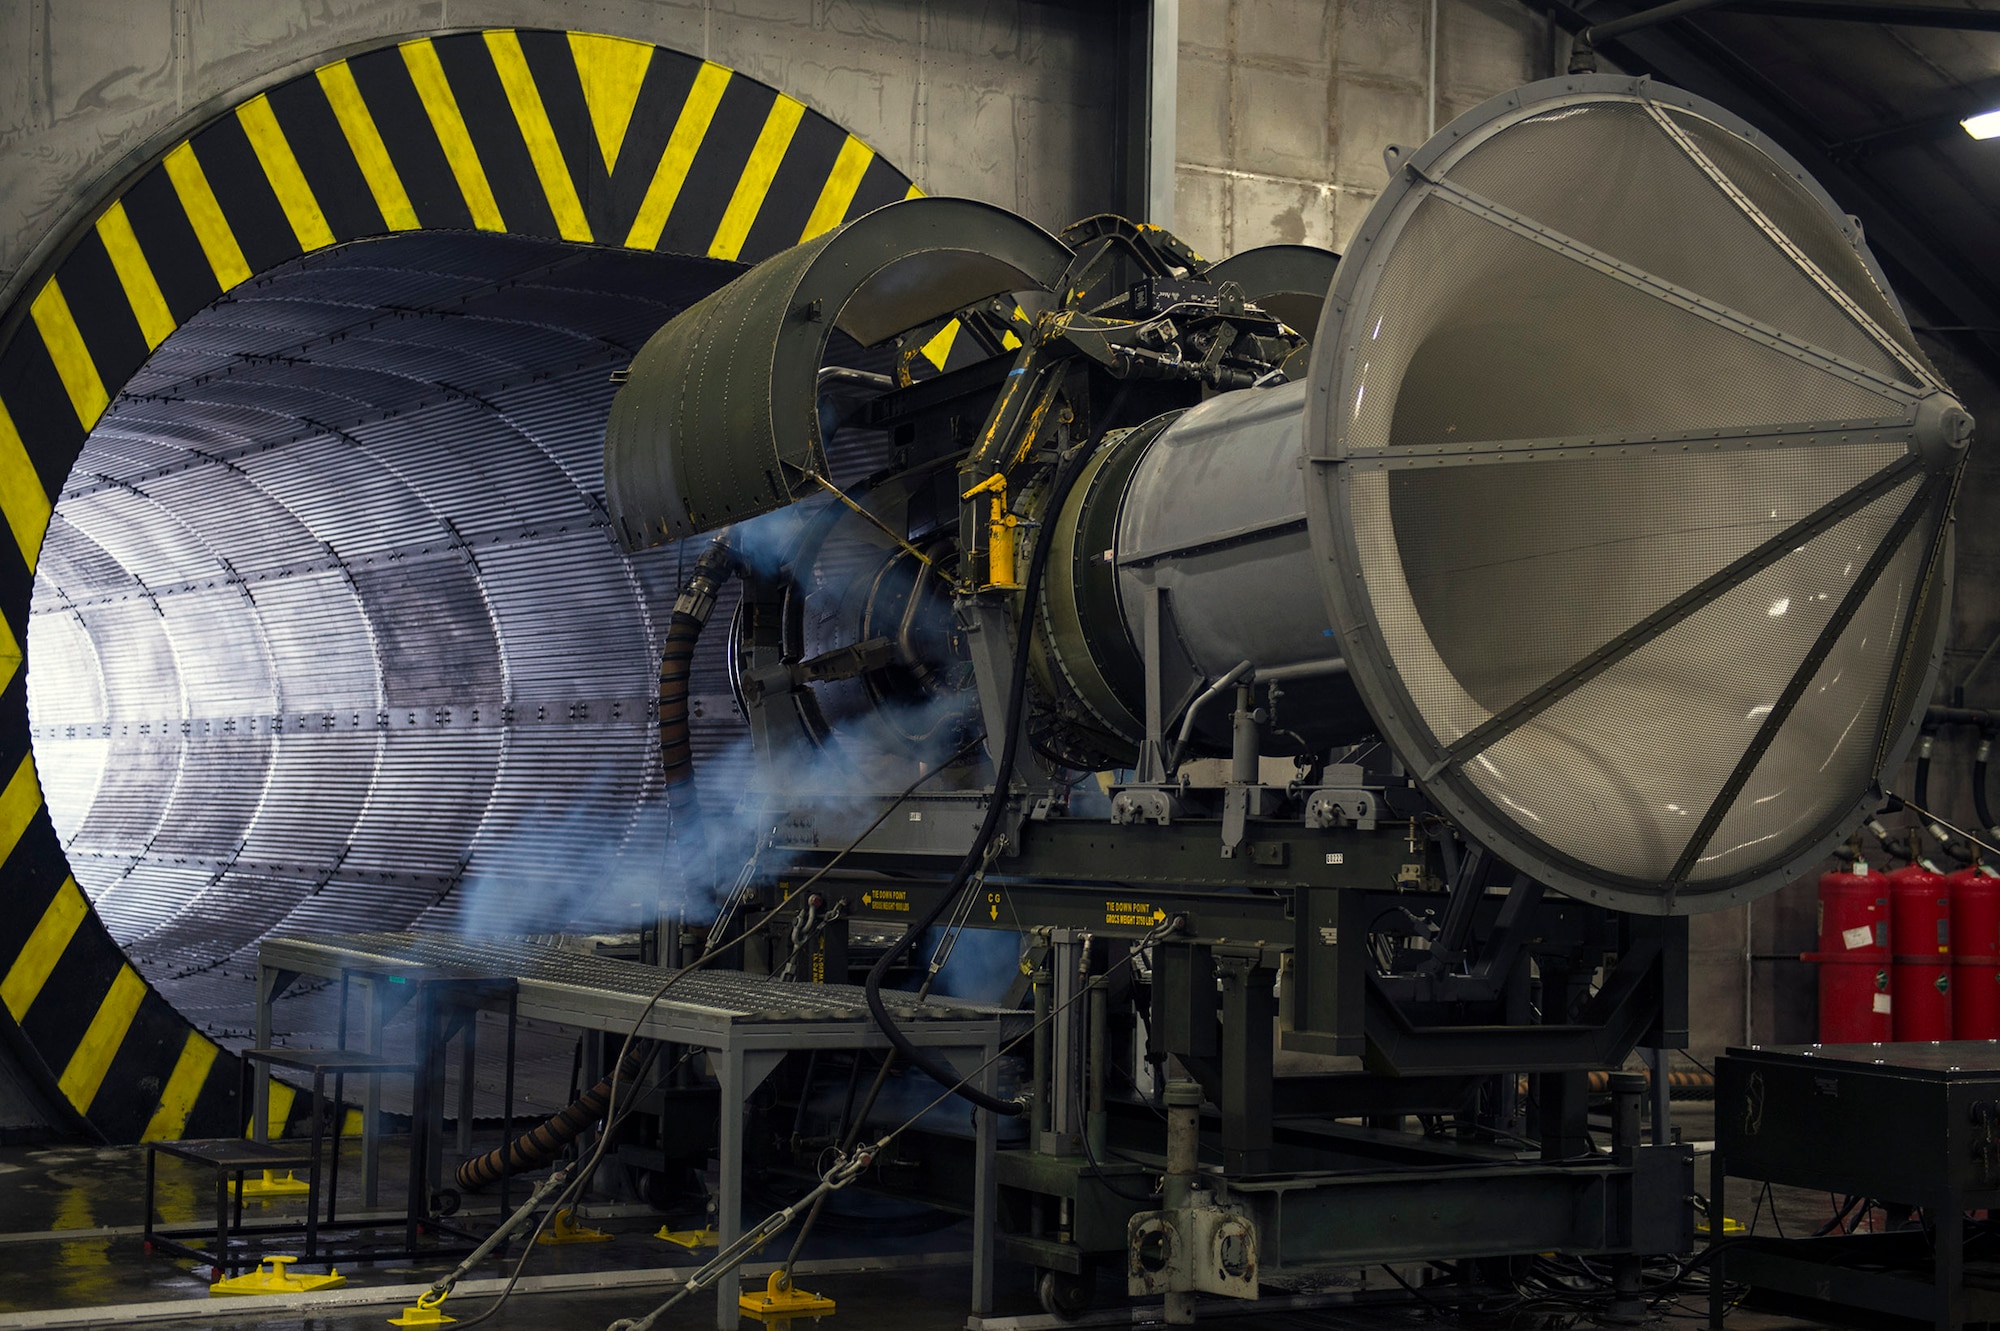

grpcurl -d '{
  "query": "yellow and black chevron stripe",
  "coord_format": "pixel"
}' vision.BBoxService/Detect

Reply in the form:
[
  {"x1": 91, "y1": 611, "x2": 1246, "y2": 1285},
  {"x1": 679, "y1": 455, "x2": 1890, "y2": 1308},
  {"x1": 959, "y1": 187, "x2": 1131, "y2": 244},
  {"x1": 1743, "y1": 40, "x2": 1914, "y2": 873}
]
[{"x1": 0, "y1": 28, "x2": 916, "y2": 1143}]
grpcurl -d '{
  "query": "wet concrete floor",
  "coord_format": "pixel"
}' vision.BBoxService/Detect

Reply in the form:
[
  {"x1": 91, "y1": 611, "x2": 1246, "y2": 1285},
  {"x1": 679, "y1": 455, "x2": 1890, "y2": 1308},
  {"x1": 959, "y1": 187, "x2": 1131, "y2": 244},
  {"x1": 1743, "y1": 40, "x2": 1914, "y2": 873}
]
[{"x1": 0, "y1": 1113, "x2": 1921, "y2": 1331}]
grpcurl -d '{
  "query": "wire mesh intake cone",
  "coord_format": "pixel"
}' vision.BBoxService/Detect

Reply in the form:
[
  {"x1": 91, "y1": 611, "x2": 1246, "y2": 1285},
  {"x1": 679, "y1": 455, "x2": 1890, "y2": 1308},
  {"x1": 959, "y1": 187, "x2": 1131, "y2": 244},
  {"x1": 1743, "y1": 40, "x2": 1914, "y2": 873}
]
[{"x1": 1304, "y1": 75, "x2": 1971, "y2": 914}]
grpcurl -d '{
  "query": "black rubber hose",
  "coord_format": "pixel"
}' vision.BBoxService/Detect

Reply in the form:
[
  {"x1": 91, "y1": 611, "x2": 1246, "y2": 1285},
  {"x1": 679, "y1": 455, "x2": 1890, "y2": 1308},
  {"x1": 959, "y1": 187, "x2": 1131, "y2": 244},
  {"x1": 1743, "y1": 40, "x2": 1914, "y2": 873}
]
[
  {"x1": 456, "y1": 536, "x2": 735, "y2": 1192},
  {"x1": 862, "y1": 389, "x2": 1129, "y2": 1117},
  {"x1": 455, "y1": 1044, "x2": 650, "y2": 1191},
  {"x1": 658, "y1": 536, "x2": 736, "y2": 890}
]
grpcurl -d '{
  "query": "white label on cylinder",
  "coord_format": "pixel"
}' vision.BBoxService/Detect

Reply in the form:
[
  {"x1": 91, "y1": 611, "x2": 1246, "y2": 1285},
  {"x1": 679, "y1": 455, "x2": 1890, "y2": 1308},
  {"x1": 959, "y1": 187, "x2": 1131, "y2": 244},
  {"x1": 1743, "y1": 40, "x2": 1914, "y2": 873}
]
[
  {"x1": 1873, "y1": 993, "x2": 1893, "y2": 1014},
  {"x1": 1842, "y1": 926, "x2": 1874, "y2": 950}
]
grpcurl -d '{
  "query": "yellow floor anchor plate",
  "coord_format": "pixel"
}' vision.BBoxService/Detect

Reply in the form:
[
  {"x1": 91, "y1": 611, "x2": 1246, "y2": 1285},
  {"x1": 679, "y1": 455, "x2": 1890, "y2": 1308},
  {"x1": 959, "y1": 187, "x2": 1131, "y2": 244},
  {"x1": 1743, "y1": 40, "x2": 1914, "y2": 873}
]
[
  {"x1": 656, "y1": 1224, "x2": 718, "y2": 1248},
  {"x1": 212, "y1": 1255, "x2": 345, "y2": 1296},
  {"x1": 234, "y1": 1169, "x2": 311, "y2": 1198},
  {"x1": 740, "y1": 1270, "x2": 836, "y2": 1324},
  {"x1": 537, "y1": 1207, "x2": 612, "y2": 1244}
]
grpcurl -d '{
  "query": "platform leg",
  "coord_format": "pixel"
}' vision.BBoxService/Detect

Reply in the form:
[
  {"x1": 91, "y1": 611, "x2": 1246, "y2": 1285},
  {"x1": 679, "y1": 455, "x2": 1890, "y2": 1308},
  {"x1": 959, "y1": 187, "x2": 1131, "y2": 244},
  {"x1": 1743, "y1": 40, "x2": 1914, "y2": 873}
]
[
  {"x1": 252, "y1": 966, "x2": 274, "y2": 1143},
  {"x1": 972, "y1": 1037, "x2": 998, "y2": 1317},
  {"x1": 457, "y1": 1016, "x2": 476, "y2": 1156},
  {"x1": 716, "y1": 1047, "x2": 744, "y2": 1331},
  {"x1": 1939, "y1": 1202, "x2": 1966, "y2": 1329},
  {"x1": 1708, "y1": 1149, "x2": 1727, "y2": 1331},
  {"x1": 363, "y1": 978, "x2": 384, "y2": 1207}
]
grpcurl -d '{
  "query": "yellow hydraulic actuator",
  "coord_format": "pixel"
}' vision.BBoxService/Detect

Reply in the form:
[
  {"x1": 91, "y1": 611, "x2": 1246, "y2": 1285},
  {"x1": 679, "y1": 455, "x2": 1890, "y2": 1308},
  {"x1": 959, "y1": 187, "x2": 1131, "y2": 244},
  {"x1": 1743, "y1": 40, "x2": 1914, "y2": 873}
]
[{"x1": 960, "y1": 472, "x2": 1022, "y2": 591}]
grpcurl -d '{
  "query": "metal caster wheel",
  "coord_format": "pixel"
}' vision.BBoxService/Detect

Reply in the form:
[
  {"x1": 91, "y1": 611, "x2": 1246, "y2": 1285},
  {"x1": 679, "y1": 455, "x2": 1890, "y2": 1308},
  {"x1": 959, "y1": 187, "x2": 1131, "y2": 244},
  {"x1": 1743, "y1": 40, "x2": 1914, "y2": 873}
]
[{"x1": 1036, "y1": 1267, "x2": 1093, "y2": 1321}]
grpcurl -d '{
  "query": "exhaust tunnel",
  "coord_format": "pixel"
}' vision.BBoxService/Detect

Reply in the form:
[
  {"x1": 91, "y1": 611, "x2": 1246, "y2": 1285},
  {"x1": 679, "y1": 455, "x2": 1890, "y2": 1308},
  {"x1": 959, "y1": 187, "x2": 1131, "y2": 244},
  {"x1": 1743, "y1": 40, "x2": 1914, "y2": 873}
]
[{"x1": 0, "y1": 28, "x2": 914, "y2": 1141}]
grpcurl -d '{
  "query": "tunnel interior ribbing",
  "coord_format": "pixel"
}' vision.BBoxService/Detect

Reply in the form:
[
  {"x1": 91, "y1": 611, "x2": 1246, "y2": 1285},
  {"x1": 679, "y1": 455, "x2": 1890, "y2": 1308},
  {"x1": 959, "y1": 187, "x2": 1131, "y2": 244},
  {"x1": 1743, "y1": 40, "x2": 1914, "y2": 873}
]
[{"x1": 24, "y1": 230, "x2": 751, "y2": 1048}]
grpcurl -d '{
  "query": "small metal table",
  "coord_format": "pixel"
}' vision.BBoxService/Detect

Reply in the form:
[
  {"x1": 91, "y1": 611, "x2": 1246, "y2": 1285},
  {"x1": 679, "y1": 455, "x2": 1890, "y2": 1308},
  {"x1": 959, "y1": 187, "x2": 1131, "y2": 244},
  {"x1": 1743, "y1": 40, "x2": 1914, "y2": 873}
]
[
  {"x1": 143, "y1": 1138, "x2": 318, "y2": 1273},
  {"x1": 244, "y1": 1045, "x2": 417, "y2": 1257}
]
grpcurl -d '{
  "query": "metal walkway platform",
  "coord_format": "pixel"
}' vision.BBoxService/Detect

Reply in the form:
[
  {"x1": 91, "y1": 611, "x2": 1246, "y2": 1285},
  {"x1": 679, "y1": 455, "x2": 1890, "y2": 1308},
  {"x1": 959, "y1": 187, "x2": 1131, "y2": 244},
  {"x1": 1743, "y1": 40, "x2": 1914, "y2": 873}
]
[{"x1": 259, "y1": 931, "x2": 1014, "y2": 1042}]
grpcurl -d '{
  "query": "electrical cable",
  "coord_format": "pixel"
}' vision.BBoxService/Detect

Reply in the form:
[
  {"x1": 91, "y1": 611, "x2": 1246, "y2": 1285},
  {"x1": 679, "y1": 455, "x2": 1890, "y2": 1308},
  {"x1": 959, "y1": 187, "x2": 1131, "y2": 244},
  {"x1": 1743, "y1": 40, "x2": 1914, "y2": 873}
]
[{"x1": 862, "y1": 384, "x2": 1132, "y2": 1115}]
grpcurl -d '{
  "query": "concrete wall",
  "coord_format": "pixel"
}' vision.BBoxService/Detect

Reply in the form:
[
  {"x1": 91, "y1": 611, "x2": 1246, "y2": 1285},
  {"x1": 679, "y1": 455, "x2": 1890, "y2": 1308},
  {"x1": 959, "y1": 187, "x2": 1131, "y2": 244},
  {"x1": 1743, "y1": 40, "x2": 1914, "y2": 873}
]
[
  {"x1": 0, "y1": 0, "x2": 1127, "y2": 308},
  {"x1": 1172, "y1": 0, "x2": 1559, "y2": 262}
]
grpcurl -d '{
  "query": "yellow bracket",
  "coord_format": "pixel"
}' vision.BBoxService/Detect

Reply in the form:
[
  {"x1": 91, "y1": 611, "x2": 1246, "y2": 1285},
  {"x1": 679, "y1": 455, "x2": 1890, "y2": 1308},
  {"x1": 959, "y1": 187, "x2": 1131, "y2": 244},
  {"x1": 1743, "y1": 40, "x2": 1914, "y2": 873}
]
[
  {"x1": 388, "y1": 1288, "x2": 455, "y2": 1326},
  {"x1": 960, "y1": 472, "x2": 1022, "y2": 591},
  {"x1": 212, "y1": 1255, "x2": 345, "y2": 1296},
  {"x1": 537, "y1": 1207, "x2": 613, "y2": 1245},
  {"x1": 233, "y1": 1169, "x2": 311, "y2": 1199},
  {"x1": 1695, "y1": 1215, "x2": 1747, "y2": 1236},
  {"x1": 656, "y1": 1224, "x2": 719, "y2": 1249},
  {"x1": 740, "y1": 1270, "x2": 836, "y2": 1324}
]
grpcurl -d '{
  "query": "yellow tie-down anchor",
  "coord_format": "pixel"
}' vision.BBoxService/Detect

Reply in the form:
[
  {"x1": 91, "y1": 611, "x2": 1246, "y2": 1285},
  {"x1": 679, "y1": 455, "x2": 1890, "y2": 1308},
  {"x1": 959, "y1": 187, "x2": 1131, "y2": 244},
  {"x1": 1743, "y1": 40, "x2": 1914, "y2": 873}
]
[
  {"x1": 657, "y1": 1223, "x2": 719, "y2": 1248},
  {"x1": 537, "y1": 1207, "x2": 612, "y2": 1245},
  {"x1": 388, "y1": 1288, "x2": 455, "y2": 1326},
  {"x1": 961, "y1": 473, "x2": 1022, "y2": 591},
  {"x1": 233, "y1": 1168, "x2": 311, "y2": 1199},
  {"x1": 212, "y1": 1255, "x2": 345, "y2": 1296},
  {"x1": 740, "y1": 1269, "x2": 836, "y2": 1325}
]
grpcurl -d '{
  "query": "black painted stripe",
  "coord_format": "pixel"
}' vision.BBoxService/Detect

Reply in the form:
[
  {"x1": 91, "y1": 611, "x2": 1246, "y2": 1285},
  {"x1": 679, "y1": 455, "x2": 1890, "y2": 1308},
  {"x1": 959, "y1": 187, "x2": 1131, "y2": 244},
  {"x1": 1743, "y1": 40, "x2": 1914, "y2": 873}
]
[
  {"x1": 609, "y1": 48, "x2": 702, "y2": 237},
  {"x1": 112, "y1": 166, "x2": 226, "y2": 324},
  {"x1": 430, "y1": 33, "x2": 559, "y2": 240},
  {"x1": 660, "y1": 77, "x2": 775, "y2": 256},
  {"x1": 345, "y1": 47, "x2": 476, "y2": 232},
  {"x1": 182, "y1": 1047, "x2": 248, "y2": 1137},
  {"x1": 91, "y1": 989, "x2": 192, "y2": 1142},
  {"x1": 50, "y1": 228, "x2": 151, "y2": 397},
  {"x1": 266, "y1": 75, "x2": 390, "y2": 242},
  {"x1": 187, "y1": 115, "x2": 301, "y2": 277},
  {"x1": 850, "y1": 152, "x2": 914, "y2": 221},
  {"x1": 514, "y1": 30, "x2": 600, "y2": 220},
  {"x1": 16, "y1": 930, "x2": 122, "y2": 1074},
  {"x1": 737, "y1": 108, "x2": 848, "y2": 265}
]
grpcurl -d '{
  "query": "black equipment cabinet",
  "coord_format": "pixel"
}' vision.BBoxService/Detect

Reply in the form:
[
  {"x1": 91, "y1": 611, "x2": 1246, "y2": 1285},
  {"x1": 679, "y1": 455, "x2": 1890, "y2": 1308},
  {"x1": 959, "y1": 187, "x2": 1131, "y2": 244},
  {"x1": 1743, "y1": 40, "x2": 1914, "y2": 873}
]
[{"x1": 1711, "y1": 1041, "x2": 2000, "y2": 1330}]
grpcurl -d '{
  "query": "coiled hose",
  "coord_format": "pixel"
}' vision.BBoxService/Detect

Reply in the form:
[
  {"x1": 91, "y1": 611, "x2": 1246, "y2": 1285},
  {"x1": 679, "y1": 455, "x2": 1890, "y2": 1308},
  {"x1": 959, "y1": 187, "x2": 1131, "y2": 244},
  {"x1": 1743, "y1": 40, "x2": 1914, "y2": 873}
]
[
  {"x1": 454, "y1": 1044, "x2": 651, "y2": 1191},
  {"x1": 454, "y1": 535, "x2": 735, "y2": 1191},
  {"x1": 862, "y1": 393, "x2": 1127, "y2": 1118}
]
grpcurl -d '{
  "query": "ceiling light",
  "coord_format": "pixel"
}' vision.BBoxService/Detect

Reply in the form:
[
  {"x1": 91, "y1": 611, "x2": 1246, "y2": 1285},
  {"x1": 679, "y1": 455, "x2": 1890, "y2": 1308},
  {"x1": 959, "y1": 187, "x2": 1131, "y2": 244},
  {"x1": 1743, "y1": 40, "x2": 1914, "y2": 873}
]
[{"x1": 1964, "y1": 108, "x2": 2000, "y2": 140}]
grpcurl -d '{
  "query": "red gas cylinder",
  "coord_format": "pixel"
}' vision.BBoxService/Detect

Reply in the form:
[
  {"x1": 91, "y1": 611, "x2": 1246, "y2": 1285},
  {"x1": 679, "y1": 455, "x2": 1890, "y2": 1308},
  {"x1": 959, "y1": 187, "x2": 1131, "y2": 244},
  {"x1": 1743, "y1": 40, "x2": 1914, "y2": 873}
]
[
  {"x1": 1891, "y1": 861, "x2": 1953, "y2": 1041},
  {"x1": 1949, "y1": 865, "x2": 2000, "y2": 1039},
  {"x1": 1807, "y1": 863, "x2": 1891, "y2": 1043}
]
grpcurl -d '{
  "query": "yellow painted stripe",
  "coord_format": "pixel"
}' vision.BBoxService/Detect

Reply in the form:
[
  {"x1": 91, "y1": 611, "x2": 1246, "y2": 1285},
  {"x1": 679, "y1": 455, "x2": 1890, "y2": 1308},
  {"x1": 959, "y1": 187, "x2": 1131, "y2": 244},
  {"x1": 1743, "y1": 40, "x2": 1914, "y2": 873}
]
[
  {"x1": 0, "y1": 597, "x2": 19, "y2": 695},
  {"x1": 162, "y1": 143, "x2": 252, "y2": 290},
  {"x1": 484, "y1": 30, "x2": 592, "y2": 242},
  {"x1": 801, "y1": 136, "x2": 874, "y2": 242},
  {"x1": 401, "y1": 38, "x2": 505, "y2": 231},
  {"x1": 28, "y1": 280, "x2": 109, "y2": 431},
  {"x1": 905, "y1": 182, "x2": 925, "y2": 200},
  {"x1": 0, "y1": 397, "x2": 51, "y2": 572},
  {"x1": 0, "y1": 750, "x2": 42, "y2": 865},
  {"x1": 58, "y1": 966, "x2": 147, "y2": 1113},
  {"x1": 236, "y1": 95, "x2": 336, "y2": 252},
  {"x1": 141, "y1": 1032, "x2": 218, "y2": 1141},
  {"x1": 316, "y1": 60, "x2": 419, "y2": 230},
  {"x1": 625, "y1": 62, "x2": 731, "y2": 250},
  {"x1": 0, "y1": 878, "x2": 85, "y2": 1022},
  {"x1": 568, "y1": 32, "x2": 652, "y2": 171},
  {"x1": 709, "y1": 96, "x2": 806, "y2": 262},
  {"x1": 922, "y1": 319, "x2": 960, "y2": 370},
  {"x1": 95, "y1": 202, "x2": 176, "y2": 350}
]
